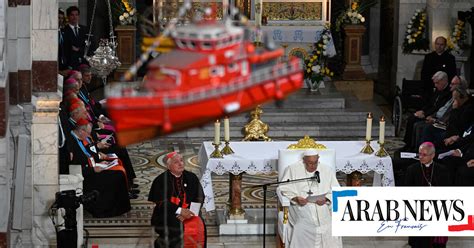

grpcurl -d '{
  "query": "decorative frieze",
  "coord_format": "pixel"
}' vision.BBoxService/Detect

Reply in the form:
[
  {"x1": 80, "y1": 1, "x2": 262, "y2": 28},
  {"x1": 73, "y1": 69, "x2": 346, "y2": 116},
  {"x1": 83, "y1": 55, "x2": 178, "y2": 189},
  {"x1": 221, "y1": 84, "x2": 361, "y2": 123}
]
[{"x1": 262, "y1": 2, "x2": 322, "y2": 21}]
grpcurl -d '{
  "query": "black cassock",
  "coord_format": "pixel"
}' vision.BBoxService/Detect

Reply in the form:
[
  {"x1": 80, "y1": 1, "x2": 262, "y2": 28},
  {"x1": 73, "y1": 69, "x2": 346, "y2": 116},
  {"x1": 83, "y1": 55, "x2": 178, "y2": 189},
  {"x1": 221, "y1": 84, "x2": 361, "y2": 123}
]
[
  {"x1": 405, "y1": 162, "x2": 451, "y2": 248},
  {"x1": 70, "y1": 132, "x2": 130, "y2": 218},
  {"x1": 148, "y1": 170, "x2": 205, "y2": 248}
]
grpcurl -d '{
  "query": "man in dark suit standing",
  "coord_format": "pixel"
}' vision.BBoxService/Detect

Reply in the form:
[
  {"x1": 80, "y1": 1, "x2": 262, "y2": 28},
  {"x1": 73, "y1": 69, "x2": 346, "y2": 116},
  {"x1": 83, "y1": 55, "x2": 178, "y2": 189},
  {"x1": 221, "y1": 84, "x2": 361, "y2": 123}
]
[
  {"x1": 420, "y1": 36, "x2": 457, "y2": 101},
  {"x1": 63, "y1": 6, "x2": 87, "y2": 70}
]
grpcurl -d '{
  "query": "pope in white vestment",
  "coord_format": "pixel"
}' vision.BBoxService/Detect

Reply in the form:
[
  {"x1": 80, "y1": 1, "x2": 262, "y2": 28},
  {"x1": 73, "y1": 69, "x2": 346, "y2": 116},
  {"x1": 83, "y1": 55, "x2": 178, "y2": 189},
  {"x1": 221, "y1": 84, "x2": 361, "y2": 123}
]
[{"x1": 278, "y1": 150, "x2": 343, "y2": 248}]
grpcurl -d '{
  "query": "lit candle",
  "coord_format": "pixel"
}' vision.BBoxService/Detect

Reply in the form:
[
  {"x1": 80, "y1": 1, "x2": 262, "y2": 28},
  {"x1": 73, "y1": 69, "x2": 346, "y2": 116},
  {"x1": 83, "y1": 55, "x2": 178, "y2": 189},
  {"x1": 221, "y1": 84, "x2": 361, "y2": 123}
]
[
  {"x1": 379, "y1": 116, "x2": 385, "y2": 144},
  {"x1": 214, "y1": 120, "x2": 220, "y2": 144},
  {"x1": 224, "y1": 117, "x2": 230, "y2": 141},
  {"x1": 365, "y1": 112, "x2": 372, "y2": 141}
]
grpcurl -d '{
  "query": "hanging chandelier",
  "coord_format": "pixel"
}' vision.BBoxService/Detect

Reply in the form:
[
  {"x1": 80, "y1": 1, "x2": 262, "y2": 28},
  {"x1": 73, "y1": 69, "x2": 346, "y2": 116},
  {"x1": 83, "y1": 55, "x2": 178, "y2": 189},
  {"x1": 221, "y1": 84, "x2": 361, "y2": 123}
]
[
  {"x1": 84, "y1": 0, "x2": 121, "y2": 83},
  {"x1": 85, "y1": 39, "x2": 121, "y2": 82}
]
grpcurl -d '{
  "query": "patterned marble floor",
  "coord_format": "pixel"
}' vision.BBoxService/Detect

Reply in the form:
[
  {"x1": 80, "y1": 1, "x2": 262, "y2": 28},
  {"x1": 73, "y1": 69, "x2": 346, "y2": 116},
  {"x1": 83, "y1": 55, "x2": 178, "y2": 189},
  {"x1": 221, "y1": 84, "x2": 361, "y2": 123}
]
[{"x1": 84, "y1": 136, "x2": 405, "y2": 230}]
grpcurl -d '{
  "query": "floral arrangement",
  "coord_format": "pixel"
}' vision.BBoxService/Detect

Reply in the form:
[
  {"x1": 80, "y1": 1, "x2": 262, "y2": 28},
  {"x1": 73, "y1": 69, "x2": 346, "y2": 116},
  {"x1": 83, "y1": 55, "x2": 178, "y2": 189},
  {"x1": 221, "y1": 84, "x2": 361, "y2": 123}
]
[
  {"x1": 335, "y1": 0, "x2": 375, "y2": 32},
  {"x1": 447, "y1": 19, "x2": 467, "y2": 55},
  {"x1": 117, "y1": 0, "x2": 137, "y2": 25},
  {"x1": 304, "y1": 24, "x2": 334, "y2": 90},
  {"x1": 402, "y1": 9, "x2": 429, "y2": 54}
]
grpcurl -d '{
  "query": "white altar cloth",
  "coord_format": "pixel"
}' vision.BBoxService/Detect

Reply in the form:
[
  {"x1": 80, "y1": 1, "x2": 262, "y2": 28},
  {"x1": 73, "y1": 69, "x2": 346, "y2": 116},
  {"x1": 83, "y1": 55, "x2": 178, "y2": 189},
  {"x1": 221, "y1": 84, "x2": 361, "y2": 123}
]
[{"x1": 199, "y1": 141, "x2": 394, "y2": 211}]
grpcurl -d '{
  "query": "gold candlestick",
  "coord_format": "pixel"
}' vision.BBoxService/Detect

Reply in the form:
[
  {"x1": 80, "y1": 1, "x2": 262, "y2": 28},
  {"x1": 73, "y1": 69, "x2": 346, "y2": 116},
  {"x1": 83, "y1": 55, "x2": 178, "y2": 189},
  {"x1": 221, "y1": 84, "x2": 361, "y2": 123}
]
[
  {"x1": 221, "y1": 140, "x2": 234, "y2": 155},
  {"x1": 361, "y1": 139, "x2": 374, "y2": 154},
  {"x1": 210, "y1": 142, "x2": 223, "y2": 158},
  {"x1": 375, "y1": 142, "x2": 388, "y2": 157}
]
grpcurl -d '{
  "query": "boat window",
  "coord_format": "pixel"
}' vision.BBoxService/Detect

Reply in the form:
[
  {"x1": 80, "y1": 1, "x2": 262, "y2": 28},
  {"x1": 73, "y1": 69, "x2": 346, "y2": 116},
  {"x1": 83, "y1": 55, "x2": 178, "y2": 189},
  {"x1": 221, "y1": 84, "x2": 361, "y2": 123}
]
[
  {"x1": 202, "y1": 42, "x2": 212, "y2": 50},
  {"x1": 228, "y1": 63, "x2": 238, "y2": 72},
  {"x1": 176, "y1": 39, "x2": 185, "y2": 48},
  {"x1": 210, "y1": 66, "x2": 224, "y2": 77},
  {"x1": 189, "y1": 33, "x2": 198, "y2": 38},
  {"x1": 204, "y1": 34, "x2": 212, "y2": 39},
  {"x1": 224, "y1": 38, "x2": 231, "y2": 46},
  {"x1": 188, "y1": 41, "x2": 196, "y2": 49}
]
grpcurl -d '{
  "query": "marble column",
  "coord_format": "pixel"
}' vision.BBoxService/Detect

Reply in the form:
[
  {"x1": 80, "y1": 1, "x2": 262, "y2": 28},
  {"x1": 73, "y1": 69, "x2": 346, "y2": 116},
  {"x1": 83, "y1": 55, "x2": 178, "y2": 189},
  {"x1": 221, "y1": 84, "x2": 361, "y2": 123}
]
[
  {"x1": 31, "y1": 93, "x2": 61, "y2": 247},
  {"x1": 17, "y1": 1, "x2": 31, "y2": 103},
  {"x1": 7, "y1": 0, "x2": 18, "y2": 104},
  {"x1": 0, "y1": 0, "x2": 10, "y2": 245},
  {"x1": 31, "y1": 0, "x2": 58, "y2": 92},
  {"x1": 30, "y1": 0, "x2": 61, "y2": 246}
]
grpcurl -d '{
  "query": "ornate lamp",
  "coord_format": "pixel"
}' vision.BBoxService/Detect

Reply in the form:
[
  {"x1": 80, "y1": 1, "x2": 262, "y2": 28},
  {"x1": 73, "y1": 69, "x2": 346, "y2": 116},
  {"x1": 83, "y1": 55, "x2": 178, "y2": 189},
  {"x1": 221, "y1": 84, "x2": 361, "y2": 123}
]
[
  {"x1": 85, "y1": 38, "x2": 121, "y2": 84},
  {"x1": 84, "y1": 0, "x2": 121, "y2": 84}
]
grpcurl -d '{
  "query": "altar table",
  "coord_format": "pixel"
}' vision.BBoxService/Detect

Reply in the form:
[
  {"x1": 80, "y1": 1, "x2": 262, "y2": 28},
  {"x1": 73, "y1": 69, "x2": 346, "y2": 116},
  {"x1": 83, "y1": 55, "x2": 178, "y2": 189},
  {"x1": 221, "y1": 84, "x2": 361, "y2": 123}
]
[{"x1": 198, "y1": 141, "x2": 394, "y2": 211}]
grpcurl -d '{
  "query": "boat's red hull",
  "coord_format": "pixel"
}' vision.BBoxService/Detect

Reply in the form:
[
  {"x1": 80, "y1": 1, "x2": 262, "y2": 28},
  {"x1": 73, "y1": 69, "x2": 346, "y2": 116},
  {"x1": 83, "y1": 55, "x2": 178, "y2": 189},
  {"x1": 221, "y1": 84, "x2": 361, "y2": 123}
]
[{"x1": 107, "y1": 71, "x2": 303, "y2": 146}]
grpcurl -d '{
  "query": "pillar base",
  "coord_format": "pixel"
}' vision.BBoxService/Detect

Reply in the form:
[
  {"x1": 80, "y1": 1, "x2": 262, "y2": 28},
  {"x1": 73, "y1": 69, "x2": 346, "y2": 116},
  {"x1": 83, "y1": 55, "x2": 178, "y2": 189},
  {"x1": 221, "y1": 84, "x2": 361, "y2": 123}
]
[
  {"x1": 334, "y1": 80, "x2": 374, "y2": 100},
  {"x1": 342, "y1": 64, "x2": 367, "y2": 81}
]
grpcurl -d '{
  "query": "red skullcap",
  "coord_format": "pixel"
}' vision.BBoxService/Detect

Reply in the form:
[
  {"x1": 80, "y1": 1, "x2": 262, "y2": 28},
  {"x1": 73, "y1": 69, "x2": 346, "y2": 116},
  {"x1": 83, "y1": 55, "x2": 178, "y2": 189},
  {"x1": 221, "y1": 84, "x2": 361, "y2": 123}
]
[
  {"x1": 421, "y1": 142, "x2": 435, "y2": 147},
  {"x1": 76, "y1": 118, "x2": 90, "y2": 126},
  {"x1": 64, "y1": 78, "x2": 78, "y2": 85},
  {"x1": 67, "y1": 70, "x2": 80, "y2": 77},
  {"x1": 166, "y1": 151, "x2": 178, "y2": 159},
  {"x1": 78, "y1": 64, "x2": 89, "y2": 70}
]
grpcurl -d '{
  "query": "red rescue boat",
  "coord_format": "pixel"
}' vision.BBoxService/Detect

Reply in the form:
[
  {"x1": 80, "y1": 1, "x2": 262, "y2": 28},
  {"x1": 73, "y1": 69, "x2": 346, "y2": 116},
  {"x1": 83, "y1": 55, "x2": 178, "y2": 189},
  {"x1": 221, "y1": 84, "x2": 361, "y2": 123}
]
[{"x1": 106, "y1": 20, "x2": 303, "y2": 146}]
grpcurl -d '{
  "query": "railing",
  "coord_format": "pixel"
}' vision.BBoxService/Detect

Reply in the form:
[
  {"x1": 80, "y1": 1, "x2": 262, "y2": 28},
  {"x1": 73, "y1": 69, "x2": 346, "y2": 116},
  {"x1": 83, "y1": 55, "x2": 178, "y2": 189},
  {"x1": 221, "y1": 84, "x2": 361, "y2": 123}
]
[{"x1": 106, "y1": 59, "x2": 302, "y2": 107}]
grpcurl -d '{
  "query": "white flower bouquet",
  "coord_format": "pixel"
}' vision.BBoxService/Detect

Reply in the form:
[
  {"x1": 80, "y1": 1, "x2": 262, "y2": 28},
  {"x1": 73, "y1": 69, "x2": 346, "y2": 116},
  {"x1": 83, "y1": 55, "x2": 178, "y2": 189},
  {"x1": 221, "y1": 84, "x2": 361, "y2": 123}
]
[{"x1": 402, "y1": 9, "x2": 429, "y2": 54}]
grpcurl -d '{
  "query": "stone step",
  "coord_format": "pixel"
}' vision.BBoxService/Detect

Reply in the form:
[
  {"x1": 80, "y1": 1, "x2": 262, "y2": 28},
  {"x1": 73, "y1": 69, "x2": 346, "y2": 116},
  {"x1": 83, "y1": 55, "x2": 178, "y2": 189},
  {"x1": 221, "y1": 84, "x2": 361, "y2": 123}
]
[
  {"x1": 263, "y1": 95, "x2": 346, "y2": 109},
  {"x1": 166, "y1": 121, "x2": 395, "y2": 138},
  {"x1": 222, "y1": 111, "x2": 373, "y2": 123}
]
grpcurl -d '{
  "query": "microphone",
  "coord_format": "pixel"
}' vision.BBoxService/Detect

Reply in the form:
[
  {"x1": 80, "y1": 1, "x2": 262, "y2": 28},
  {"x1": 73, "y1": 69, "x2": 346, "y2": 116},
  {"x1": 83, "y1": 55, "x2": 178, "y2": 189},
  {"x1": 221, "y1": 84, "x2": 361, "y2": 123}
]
[{"x1": 314, "y1": 171, "x2": 320, "y2": 183}]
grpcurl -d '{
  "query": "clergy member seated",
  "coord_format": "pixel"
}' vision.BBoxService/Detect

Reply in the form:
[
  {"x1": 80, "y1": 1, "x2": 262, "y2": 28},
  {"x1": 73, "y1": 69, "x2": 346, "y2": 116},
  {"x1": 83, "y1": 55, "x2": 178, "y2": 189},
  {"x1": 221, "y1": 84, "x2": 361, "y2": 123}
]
[
  {"x1": 69, "y1": 118, "x2": 131, "y2": 217},
  {"x1": 404, "y1": 142, "x2": 451, "y2": 248},
  {"x1": 278, "y1": 149, "x2": 342, "y2": 248},
  {"x1": 148, "y1": 152, "x2": 206, "y2": 248}
]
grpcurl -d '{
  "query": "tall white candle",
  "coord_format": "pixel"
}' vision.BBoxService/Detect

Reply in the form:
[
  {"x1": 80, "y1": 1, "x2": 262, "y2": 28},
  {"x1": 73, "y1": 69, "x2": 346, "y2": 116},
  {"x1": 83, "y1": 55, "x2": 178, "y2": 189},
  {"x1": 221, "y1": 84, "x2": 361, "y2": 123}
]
[
  {"x1": 379, "y1": 116, "x2": 385, "y2": 144},
  {"x1": 365, "y1": 113, "x2": 372, "y2": 141},
  {"x1": 224, "y1": 117, "x2": 230, "y2": 141},
  {"x1": 214, "y1": 120, "x2": 220, "y2": 144}
]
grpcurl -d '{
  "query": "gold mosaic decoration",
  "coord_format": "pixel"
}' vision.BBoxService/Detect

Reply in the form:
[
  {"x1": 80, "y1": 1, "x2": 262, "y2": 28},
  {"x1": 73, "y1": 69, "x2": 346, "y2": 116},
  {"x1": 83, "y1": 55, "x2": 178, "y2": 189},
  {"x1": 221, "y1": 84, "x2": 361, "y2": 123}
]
[
  {"x1": 287, "y1": 135, "x2": 326, "y2": 149},
  {"x1": 160, "y1": 1, "x2": 223, "y2": 20},
  {"x1": 288, "y1": 47, "x2": 308, "y2": 61},
  {"x1": 262, "y1": 2, "x2": 322, "y2": 21}
]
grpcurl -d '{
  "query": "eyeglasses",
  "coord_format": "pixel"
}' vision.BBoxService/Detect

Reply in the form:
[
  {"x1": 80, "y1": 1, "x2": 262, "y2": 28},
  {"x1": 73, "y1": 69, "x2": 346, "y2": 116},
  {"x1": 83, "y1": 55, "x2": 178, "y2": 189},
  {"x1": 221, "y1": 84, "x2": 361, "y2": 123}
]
[{"x1": 418, "y1": 152, "x2": 433, "y2": 157}]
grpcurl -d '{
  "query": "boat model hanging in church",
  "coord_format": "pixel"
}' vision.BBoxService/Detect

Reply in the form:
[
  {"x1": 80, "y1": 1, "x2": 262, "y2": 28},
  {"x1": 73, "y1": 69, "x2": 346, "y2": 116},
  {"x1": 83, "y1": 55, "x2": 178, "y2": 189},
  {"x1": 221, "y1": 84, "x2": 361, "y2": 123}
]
[{"x1": 105, "y1": 1, "x2": 303, "y2": 146}]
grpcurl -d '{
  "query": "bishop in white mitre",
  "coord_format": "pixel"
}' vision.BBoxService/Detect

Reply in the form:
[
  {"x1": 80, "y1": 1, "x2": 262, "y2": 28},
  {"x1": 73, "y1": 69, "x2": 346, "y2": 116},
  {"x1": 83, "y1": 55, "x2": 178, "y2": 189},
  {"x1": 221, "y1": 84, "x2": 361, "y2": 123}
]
[{"x1": 279, "y1": 149, "x2": 343, "y2": 248}]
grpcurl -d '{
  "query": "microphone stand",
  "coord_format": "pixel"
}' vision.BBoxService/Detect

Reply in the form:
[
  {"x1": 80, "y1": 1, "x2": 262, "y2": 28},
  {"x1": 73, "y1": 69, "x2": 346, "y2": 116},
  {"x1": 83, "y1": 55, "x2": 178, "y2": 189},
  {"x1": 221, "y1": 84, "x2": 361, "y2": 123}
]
[{"x1": 251, "y1": 175, "x2": 319, "y2": 248}]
